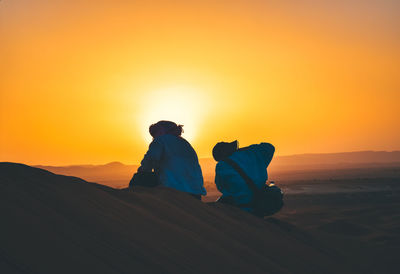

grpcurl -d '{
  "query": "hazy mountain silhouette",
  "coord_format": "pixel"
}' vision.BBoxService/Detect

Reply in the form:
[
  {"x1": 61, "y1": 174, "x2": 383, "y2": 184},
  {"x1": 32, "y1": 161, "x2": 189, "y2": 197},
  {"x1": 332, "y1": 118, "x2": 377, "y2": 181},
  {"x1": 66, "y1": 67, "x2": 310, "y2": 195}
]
[
  {"x1": 202, "y1": 150, "x2": 400, "y2": 174},
  {"x1": 272, "y1": 150, "x2": 400, "y2": 167},
  {"x1": 34, "y1": 162, "x2": 139, "y2": 188},
  {"x1": 33, "y1": 151, "x2": 400, "y2": 189},
  {"x1": 0, "y1": 162, "x2": 356, "y2": 273}
]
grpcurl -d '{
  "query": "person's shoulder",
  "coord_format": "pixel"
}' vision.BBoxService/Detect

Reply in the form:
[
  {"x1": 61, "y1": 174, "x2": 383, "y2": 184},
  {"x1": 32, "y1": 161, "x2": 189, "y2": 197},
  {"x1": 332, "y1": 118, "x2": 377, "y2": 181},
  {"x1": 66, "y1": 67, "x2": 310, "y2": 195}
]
[
  {"x1": 158, "y1": 135, "x2": 195, "y2": 151},
  {"x1": 215, "y1": 160, "x2": 229, "y2": 170},
  {"x1": 236, "y1": 143, "x2": 274, "y2": 156},
  {"x1": 148, "y1": 135, "x2": 171, "y2": 148},
  {"x1": 150, "y1": 136, "x2": 163, "y2": 144},
  {"x1": 147, "y1": 137, "x2": 163, "y2": 150},
  {"x1": 253, "y1": 142, "x2": 275, "y2": 151},
  {"x1": 260, "y1": 142, "x2": 275, "y2": 151}
]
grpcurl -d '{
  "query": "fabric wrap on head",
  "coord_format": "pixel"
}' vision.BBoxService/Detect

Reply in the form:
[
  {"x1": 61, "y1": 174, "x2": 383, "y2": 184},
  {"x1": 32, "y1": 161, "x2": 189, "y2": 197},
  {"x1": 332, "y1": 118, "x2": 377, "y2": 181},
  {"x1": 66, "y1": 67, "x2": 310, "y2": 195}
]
[
  {"x1": 212, "y1": 140, "x2": 238, "y2": 161},
  {"x1": 149, "y1": 120, "x2": 183, "y2": 137}
]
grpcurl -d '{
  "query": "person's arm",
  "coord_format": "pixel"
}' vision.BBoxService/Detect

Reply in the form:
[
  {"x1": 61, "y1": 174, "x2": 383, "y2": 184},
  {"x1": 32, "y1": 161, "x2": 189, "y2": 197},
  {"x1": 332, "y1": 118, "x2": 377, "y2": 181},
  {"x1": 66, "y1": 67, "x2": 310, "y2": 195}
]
[
  {"x1": 137, "y1": 138, "x2": 164, "y2": 173},
  {"x1": 257, "y1": 143, "x2": 275, "y2": 166}
]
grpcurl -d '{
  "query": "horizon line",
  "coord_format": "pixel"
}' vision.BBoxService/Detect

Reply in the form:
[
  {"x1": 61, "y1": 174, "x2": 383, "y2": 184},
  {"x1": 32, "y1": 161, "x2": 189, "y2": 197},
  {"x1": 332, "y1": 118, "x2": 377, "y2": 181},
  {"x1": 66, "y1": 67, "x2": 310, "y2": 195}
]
[{"x1": 4, "y1": 149, "x2": 400, "y2": 167}]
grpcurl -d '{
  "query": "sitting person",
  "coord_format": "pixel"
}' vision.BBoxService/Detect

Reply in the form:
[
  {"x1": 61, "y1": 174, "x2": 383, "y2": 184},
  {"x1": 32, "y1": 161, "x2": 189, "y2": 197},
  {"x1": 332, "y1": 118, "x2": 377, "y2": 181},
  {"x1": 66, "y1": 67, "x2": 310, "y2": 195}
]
[
  {"x1": 131, "y1": 120, "x2": 206, "y2": 200},
  {"x1": 213, "y1": 140, "x2": 275, "y2": 212}
]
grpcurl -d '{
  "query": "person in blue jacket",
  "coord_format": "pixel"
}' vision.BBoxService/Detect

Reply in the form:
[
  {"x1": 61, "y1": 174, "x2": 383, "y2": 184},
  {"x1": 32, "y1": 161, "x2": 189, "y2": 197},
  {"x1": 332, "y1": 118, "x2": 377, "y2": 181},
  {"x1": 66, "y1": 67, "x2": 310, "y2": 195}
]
[
  {"x1": 135, "y1": 120, "x2": 206, "y2": 199},
  {"x1": 213, "y1": 140, "x2": 275, "y2": 212}
]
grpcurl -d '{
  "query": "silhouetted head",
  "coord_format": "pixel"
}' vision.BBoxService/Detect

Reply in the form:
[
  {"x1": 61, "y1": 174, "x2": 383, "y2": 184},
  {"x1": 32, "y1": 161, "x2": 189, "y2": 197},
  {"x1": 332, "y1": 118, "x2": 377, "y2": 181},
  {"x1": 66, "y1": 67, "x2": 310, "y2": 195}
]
[
  {"x1": 149, "y1": 120, "x2": 183, "y2": 138},
  {"x1": 212, "y1": 140, "x2": 238, "y2": 161}
]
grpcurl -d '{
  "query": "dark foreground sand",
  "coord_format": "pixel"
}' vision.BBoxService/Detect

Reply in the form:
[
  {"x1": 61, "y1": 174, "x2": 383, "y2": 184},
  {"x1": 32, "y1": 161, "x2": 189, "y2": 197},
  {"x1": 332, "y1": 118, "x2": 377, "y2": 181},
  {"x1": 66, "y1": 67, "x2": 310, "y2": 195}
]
[
  {"x1": 276, "y1": 189, "x2": 400, "y2": 274},
  {"x1": 1, "y1": 163, "x2": 398, "y2": 273},
  {"x1": 205, "y1": 178, "x2": 400, "y2": 274}
]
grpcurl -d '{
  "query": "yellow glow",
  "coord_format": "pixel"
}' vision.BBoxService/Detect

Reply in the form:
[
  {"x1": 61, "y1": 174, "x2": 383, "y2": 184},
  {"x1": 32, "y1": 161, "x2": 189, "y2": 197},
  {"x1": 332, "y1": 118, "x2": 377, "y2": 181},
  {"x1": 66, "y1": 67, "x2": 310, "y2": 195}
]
[
  {"x1": 0, "y1": 1, "x2": 399, "y2": 165},
  {"x1": 138, "y1": 86, "x2": 208, "y2": 143}
]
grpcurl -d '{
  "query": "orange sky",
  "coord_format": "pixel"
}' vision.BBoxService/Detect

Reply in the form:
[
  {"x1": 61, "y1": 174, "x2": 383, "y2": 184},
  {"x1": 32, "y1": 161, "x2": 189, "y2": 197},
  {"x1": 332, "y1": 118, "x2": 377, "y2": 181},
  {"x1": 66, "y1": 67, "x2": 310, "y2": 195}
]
[{"x1": 1, "y1": 0, "x2": 399, "y2": 165}]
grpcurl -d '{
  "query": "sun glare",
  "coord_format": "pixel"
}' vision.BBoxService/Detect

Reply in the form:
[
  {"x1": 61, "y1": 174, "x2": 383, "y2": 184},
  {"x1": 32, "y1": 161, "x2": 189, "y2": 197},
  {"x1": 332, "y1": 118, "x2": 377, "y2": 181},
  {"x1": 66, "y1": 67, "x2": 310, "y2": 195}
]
[{"x1": 138, "y1": 86, "x2": 207, "y2": 144}]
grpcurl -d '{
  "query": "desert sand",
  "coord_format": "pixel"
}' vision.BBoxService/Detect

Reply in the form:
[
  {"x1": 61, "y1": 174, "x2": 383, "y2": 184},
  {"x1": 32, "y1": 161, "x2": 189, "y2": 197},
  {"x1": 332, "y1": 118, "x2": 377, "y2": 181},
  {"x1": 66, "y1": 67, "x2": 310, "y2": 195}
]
[
  {"x1": 0, "y1": 162, "x2": 365, "y2": 274},
  {"x1": 205, "y1": 172, "x2": 400, "y2": 274}
]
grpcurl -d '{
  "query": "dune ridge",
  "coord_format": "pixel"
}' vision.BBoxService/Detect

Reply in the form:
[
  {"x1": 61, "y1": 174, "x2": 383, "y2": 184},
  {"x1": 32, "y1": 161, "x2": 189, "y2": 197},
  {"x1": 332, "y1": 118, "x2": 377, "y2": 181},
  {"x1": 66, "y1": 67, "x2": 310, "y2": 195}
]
[{"x1": 0, "y1": 162, "x2": 357, "y2": 274}]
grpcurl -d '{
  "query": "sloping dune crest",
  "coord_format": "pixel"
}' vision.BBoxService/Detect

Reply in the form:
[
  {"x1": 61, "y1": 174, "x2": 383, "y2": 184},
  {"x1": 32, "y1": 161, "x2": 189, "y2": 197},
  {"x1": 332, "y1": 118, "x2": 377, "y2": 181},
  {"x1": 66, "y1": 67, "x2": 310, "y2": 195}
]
[{"x1": 0, "y1": 163, "x2": 354, "y2": 274}]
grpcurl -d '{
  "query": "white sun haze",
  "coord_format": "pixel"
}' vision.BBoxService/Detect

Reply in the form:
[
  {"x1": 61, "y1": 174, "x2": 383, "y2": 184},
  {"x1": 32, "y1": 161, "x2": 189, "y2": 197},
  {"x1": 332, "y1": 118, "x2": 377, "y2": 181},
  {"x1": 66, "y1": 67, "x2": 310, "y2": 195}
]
[{"x1": 139, "y1": 86, "x2": 207, "y2": 143}]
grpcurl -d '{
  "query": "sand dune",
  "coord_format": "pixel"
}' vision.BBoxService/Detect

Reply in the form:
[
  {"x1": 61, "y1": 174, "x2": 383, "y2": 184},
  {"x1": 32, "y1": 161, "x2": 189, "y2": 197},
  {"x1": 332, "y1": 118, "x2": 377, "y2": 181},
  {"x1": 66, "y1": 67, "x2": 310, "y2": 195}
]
[
  {"x1": 0, "y1": 162, "x2": 356, "y2": 274},
  {"x1": 276, "y1": 189, "x2": 400, "y2": 274}
]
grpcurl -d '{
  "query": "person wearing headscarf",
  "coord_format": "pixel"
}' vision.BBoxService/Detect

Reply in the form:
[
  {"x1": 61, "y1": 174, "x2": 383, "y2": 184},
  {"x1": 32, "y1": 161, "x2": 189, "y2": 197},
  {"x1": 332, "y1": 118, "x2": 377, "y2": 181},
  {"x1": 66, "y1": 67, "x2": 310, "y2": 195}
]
[{"x1": 135, "y1": 120, "x2": 206, "y2": 199}]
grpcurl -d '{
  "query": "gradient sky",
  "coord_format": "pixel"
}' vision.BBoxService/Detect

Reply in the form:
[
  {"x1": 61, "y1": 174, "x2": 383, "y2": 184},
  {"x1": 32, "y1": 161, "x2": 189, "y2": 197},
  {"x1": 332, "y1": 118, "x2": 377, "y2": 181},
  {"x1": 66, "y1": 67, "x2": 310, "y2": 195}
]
[{"x1": 1, "y1": 0, "x2": 399, "y2": 165}]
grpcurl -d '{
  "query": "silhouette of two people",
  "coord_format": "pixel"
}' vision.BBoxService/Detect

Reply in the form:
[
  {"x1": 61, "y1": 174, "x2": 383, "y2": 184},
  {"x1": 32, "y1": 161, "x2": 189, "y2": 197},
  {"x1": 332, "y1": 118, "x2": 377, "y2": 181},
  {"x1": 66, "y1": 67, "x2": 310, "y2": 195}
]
[{"x1": 131, "y1": 120, "x2": 278, "y2": 215}]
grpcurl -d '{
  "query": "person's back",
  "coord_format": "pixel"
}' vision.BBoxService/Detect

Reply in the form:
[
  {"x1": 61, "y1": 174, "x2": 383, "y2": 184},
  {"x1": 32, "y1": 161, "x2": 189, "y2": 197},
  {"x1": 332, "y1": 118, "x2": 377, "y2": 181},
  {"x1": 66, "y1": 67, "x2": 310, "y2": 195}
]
[
  {"x1": 135, "y1": 121, "x2": 206, "y2": 197},
  {"x1": 214, "y1": 141, "x2": 275, "y2": 211},
  {"x1": 141, "y1": 134, "x2": 206, "y2": 195}
]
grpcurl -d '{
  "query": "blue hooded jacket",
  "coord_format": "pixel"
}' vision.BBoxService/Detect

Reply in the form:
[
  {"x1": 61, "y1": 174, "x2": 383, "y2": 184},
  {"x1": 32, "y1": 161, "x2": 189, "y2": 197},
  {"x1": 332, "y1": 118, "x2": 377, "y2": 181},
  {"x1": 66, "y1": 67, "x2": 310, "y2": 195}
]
[
  {"x1": 138, "y1": 134, "x2": 206, "y2": 195},
  {"x1": 215, "y1": 143, "x2": 275, "y2": 210}
]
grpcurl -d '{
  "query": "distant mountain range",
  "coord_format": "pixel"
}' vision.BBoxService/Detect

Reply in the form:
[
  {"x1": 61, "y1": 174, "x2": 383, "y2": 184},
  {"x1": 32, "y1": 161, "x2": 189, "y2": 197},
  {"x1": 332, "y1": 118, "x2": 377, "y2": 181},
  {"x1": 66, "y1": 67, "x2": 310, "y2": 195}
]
[
  {"x1": 33, "y1": 151, "x2": 400, "y2": 188},
  {"x1": 34, "y1": 161, "x2": 138, "y2": 188},
  {"x1": 272, "y1": 150, "x2": 400, "y2": 166}
]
